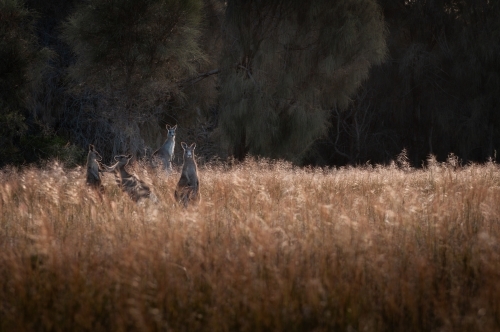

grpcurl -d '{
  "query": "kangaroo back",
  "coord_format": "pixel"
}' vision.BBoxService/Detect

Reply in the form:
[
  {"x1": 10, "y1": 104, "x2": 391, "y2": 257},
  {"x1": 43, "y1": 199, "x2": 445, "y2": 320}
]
[
  {"x1": 152, "y1": 124, "x2": 177, "y2": 173},
  {"x1": 103, "y1": 154, "x2": 152, "y2": 202},
  {"x1": 175, "y1": 142, "x2": 200, "y2": 207}
]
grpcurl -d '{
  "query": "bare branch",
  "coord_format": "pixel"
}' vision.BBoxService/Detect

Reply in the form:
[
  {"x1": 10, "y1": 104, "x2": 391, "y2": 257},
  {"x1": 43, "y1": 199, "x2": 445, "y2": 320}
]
[{"x1": 178, "y1": 68, "x2": 220, "y2": 89}]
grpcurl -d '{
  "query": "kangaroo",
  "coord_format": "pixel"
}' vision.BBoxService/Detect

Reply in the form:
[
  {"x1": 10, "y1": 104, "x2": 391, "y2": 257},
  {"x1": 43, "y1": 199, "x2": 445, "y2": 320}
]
[
  {"x1": 86, "y1": 144, "x2": 105, "y2": 193},
  {"x1": 102, "y1": 154, "x2": 152, "y2": 202},
  {"x1": 153, "y1": 124, "x2": 177, "y2": 173},
  {"x1": 175, "y1": 142, "x2": 200, "y2": 207}
]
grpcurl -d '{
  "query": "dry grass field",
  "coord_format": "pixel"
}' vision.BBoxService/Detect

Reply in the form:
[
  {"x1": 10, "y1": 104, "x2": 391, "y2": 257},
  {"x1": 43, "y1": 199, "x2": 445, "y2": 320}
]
[{"x1": 1, "y1": 157, "x2": 499, "y2": 331}]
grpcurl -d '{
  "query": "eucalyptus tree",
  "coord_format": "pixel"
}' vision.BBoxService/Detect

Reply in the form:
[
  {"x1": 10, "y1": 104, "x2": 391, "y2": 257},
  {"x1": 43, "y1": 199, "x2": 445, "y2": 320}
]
[
  {"x1": 62, "y1": 0, "x2": 205, "y2": 156},
  {"x1": 328, "y1": 0, "x2": 500, "y2": 165},
  {"x1": 449, "y1": 0, "x2": 500, "y2": 161},
  {"x1": 0, "y1": 0, "x2": 51, "y2": 165},
  {"x1": 217, "y1": 0, "x2": 387, "y2": 162}
]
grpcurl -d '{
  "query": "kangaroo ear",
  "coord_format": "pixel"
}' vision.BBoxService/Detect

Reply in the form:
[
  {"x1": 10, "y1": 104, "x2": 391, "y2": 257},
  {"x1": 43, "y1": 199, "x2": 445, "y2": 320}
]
[
  {"x1": 181, "y1": 142, "x2": 187, "y2": 149},
  {"x1": 127, "y1": 154, "x2": 132, "y2": 159},
  {"x1": 89, "y1": 144, "x2": 94, "y2": 151},
  {"x1": 114, "y1": 156, "x2": 119, "y2": 161},
  {"x1": 166, "y1": 124, "x2": 170, "y2": 130},
  {"x1": 190, "y1": 143, "x2": 196, "y2": 150},
  {"x1": 172, "y1": 124, "x2": 177, "y2": 130}
]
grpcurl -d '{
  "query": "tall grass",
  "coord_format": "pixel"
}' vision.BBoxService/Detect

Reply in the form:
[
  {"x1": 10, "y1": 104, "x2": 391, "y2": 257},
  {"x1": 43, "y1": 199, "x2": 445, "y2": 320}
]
[{"x1": 1, "y1": 158, "x2": 499, "y2": 331}]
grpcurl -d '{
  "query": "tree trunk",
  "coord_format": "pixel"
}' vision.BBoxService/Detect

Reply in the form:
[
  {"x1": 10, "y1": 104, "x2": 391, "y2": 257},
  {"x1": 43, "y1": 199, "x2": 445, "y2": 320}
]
[{"x1": 233, "y1": 128, "x2": 248, "y2": 161}]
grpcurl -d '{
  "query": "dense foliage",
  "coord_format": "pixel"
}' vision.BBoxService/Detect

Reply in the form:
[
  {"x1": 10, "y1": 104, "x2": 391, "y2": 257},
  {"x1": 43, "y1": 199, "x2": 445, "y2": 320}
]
[
  {"x1": 0, "y1": 0, "x2": 51, "y2": 164},
  {"x1": 61, "y1": 0, "x2": 205, "y2": 157},
  {"x1": 217, "y1": 0, "x2": 386, "y2": 161},
  {"x1": 0, "y1": 0, "x2": 499, "y2": 166},
  {"x1": 312, "y1": 0, "x2": 500, "y2": 166}
]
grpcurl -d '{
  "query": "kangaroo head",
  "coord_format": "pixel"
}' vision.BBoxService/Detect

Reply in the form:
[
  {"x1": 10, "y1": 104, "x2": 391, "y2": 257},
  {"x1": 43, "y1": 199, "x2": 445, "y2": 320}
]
[
  {"x1": 166, "y1": 124, "x2": 177, "y2": 139},
  {"x1": 89, "y1": 144, "x2": 102, "y2": 161},
  {"x1": 114, "y1": 154, "x2": 133, "y2": 166},
  {"x1": 181, "y1": 142, "x2": 196, "y2": 159}
]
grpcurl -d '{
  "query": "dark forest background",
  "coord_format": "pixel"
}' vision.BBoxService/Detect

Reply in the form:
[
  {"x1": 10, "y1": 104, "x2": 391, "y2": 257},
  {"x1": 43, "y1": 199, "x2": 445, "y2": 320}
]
[{"x1": 1, "y1": 0, "x2": 499, "y2": 168}]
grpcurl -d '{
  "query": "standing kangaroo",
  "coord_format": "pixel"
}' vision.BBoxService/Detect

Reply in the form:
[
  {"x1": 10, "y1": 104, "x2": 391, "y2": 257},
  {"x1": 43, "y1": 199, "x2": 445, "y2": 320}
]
[
  {"x1": 153, "y1": 124, "x2": 177, "y2": 173},
  {"x1": 103, "y1": 154, "x2": 152, "y2": 202},
  {"x1": 175, "y1": 142, "x2": 200, "y2": 207},
  {"x1": 86, "y1": 144, "x2": 105, "y2": 193}
]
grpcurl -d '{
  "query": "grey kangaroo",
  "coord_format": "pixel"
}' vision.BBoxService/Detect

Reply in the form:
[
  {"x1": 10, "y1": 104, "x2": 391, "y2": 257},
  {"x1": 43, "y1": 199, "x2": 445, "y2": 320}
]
[
  {"x1": 153, "y1": 124, "x2": 177, "y2": 173},
  {"x1": 86, "y1": 144, "x2": 105, "y2": 193},
  {"x1": 103, "y1": 154, "x2": 152, "y2": 202},
  {"x1": 175, "y1": 142, "x2": 200, "y2": 207}
]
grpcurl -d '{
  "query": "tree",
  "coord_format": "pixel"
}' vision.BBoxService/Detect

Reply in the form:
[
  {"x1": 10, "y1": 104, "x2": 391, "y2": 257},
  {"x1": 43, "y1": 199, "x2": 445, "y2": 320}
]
[
  {"x1": 61, "y1": 0, "x2": 205, "y2": 157},
  {"x1": 0, "y1": 0, "x2": 51, "y2": 165},
  {"x1": 216, "y1": 0, "x2": 387, "y2": 162},
  {"x1": 449, "y1": 0, "x2": 500, "y2": 161},
  {"x1": 322, "y1": 0, "x2": 500, "y2": 166}
]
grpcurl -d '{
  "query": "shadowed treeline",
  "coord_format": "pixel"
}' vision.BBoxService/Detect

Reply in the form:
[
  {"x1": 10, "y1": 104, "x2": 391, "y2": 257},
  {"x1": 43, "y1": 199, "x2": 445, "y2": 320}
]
[{"x1": 3, "y1": 1, "x2": 498, "y2": 168}]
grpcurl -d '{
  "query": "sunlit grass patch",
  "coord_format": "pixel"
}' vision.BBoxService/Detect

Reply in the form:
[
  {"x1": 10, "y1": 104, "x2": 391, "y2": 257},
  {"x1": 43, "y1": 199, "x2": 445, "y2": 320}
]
[{"x1": 1, "y1": 159, "x2": 499, "y2": 331}]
